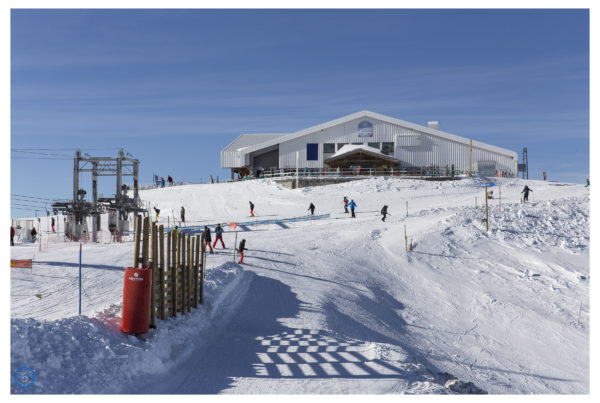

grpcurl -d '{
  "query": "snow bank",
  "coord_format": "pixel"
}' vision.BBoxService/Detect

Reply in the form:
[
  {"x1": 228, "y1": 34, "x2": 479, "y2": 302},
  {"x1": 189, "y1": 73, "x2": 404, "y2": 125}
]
[{"x1": 11, "y1": 262, "x2": 249, "y2": 394}]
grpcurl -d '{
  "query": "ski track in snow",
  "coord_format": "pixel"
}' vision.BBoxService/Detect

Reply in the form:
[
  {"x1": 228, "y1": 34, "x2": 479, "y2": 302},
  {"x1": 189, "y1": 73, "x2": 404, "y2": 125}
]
[{"x1": 10, "y1": 177, "x2": 589, "y2": 394}]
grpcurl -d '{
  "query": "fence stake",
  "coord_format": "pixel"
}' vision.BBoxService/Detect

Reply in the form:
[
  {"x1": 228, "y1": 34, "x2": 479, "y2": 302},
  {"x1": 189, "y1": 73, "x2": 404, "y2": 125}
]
[
  {"x1": 188, "y1": 235, "x2": 192, "y2": 312},
  {"x1": 78, "y1": 243, "x2": 82, "y2": 315},
  {"x1": 404, "y1": 224, "x2": 408, "y2": 252},
  {"x1": 159, "y1": 225, "x2": 165, "y2": 320},
  {"x1": 200, "y1": 233, "x2": 205, "y2": 304},
  {"x1": 181, "y1": 233, "x2": 186, "y2": 315},
  {"x1": 195, "y1": 234, "x2": 200, "y2": 308},
  {"x1": 142, "y1": 216, "x2": 150, "y2": 268},
  {"x1": 171, "y1": 231, "x2": 177, "y2": 317},
  {"x1": 150, "y1": 222, "x2": 157, "y2": 328}
]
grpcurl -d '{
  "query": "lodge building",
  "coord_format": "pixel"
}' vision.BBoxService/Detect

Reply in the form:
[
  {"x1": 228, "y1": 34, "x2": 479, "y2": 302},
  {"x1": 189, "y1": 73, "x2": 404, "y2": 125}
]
[{"x1": 221, "y1": 110, "x2": 518, "y2": 179}]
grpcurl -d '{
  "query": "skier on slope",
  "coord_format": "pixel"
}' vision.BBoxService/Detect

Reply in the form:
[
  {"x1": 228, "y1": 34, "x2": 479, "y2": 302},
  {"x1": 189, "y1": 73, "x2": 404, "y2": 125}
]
[
  {"x1": 348, "y1": 200, "x2": 357, "y2": 218},
  {"x1": 167, "y1": 175, "x2": 173, "y2": 186},
  {"x1": 381, "y1": 205, "x2": 389, "y2": 222},
  {"x1": 180, "y1": 206, "x2": 186, "y2": 223},
  {"x1": 521, "y1": 185, "x2": 533, "y2": 202},
  {"x1": 153, "y1": 206, "x2": 160, "y2": 221},
  {"x1": 308, "y1": 202, "x2": 315, "y2": 216},
  {"x1": 343, "y1": 196, "x2": 349, "y2": 213},
  {"x1": 203, "y1": 226, "x2": 213, "y2": 253},
  {"x1": 249, "y1": 201, "x2": 255, "y2": 217},
  {"x1": 237, "y1": 238, "x2": 247, "y2": 264},
  {"x1": 10, "y1": 226, "x2": 15, "y2": 246},
  {"x1": 213, "y1": 223, "x2": 226, "y2": 249},
  {"x1": 30, "y1": 227, "x2": 37, "y2": 242},
  {"x1": 51, "y1": 217, "x2": 55, "y2": 233}
]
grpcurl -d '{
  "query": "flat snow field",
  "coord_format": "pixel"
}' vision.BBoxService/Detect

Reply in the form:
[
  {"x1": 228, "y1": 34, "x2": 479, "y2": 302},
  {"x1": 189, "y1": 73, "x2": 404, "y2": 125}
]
[{"x1": 10, "y1": 177, "x2": 589, "y2": 394}]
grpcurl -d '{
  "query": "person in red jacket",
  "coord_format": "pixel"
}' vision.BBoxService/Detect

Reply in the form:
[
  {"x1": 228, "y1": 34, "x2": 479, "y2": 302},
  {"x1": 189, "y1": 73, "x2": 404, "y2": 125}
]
[{"x1": 10, "y1": 226, "x2": 15, "y2": 246}]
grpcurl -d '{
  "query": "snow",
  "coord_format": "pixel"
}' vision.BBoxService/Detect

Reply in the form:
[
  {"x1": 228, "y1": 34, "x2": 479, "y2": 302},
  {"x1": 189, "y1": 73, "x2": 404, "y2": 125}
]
[
  {"x1": 329, "y1": 144, "x2": 386, "y2": 158},
  {"x1": 10, "y1": 176, "x2": 590, "y2": 394}
]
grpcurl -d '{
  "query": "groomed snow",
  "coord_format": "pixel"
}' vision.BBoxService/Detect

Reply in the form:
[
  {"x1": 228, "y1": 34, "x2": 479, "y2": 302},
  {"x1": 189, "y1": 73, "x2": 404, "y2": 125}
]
[{"x1": 11, "y1": 177, "x2": 589, "y2": 394}]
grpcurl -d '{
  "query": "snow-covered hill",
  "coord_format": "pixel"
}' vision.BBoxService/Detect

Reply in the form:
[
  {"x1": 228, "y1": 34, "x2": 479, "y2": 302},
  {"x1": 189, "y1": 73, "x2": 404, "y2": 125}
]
[{"x1": 10, "y1": 177, "x2": 589, "y2": 394}]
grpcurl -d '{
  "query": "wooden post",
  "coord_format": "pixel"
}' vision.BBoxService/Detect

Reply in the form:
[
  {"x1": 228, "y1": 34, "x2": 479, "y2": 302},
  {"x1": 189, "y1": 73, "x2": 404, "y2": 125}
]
[
  {"x1": 404, "y1": 224, "x2": 408, "y2": 252},
  {"x1": 475, "y1": 197, "x2": 477, "y2": 209},
  {"x1": 150, "y1": 222, "x2": 157, "y2": 329},
  {"x1": 194, "y1": 234, "x2": 200, "y2": 308},
  {"x1": 141, "y1": 216, "x2": 150, "y2": 268},
  {"x1": 167, "y1": 231, "x2": 174, "y2": 317},
  {"x1": 181, "y1": 233, "x2": 186, "y2": 315},
  {"x1": 187, "y1": 235, "x2": 192, "y2": 312},
  {"x1": 484, "y1": 187, "x2": 489, "y2": 232},
  {"x1": 171, "y1": 231, "x2": 177, "y2": 317},
  {"x1": 200, "y1": 232, "x2": 205, "y2": 304},
  {"x1": 159, "y1": 225, "x2": 165, "y2": 320},
  {"x1": 133, "y1": 215, "x2": 142, "y2": 267},
  {"x1": 469, "y1": 139, "x2": 472, "y2": 176}
]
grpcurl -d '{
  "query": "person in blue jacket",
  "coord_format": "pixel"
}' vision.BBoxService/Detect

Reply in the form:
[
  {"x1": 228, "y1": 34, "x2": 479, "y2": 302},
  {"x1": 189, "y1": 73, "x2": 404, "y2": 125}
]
[{"x1": 348, "y1": 200, "x2": 357, "y2": 218}]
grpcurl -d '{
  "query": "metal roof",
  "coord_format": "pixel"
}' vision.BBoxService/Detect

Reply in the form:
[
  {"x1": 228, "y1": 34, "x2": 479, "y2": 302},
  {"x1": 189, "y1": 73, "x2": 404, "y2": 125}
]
[
  {"x1": 222, "y1": 133, "x2": 288, "y2": 153},
  {"x1": 235, "y1": 110, "x2": 517, "y2": 159}
]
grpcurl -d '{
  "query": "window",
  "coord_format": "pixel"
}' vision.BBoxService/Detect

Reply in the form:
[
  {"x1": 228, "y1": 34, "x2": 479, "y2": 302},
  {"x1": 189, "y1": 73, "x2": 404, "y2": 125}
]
[
  {"x1": 337, "y1": 143, "x2": 348, "y2": 151},
  {"x1": 323, "y1": 143, "x2": 335, "y2": 153},
  {"x1": 368, "y1": 142, "x2": 380, "y2": 149},
  {"x1": 351, "y1": 143, "x2": 363, "y2": 146},
  {"x1": 382, "y1": 142, "x2": 394, "y2": 155},
  {"x1": 306, "y1": 143, "x2": 319, "y2": 161}
]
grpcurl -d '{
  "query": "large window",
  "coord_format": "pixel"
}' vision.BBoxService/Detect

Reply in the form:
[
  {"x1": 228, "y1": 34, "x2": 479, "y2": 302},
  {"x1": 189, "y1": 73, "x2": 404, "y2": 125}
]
[
  {"x1": 382, "y1": 142, "x2": 394, "y2": 155},
  {"x1": 323, "y1": 143, "x2": 335, "y2": 153},
  {"x1": 307, "y1": 143, "x2": 319, "y2": 161}
]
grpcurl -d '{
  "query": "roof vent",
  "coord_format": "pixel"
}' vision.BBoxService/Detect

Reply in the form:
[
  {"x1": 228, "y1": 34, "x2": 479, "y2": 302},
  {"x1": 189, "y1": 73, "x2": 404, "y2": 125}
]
[{"x1": 428, "y1": 121, "x2": 439, "y2": 130}]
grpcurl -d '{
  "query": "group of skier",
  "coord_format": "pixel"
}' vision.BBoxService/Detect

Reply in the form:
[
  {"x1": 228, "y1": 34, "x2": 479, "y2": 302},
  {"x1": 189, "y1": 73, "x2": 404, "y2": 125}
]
[
  {"x1": 153, "y1": 206, "x2": 186, "y2": 223},
  {"x1": 202, "y1": 223, "x2": 246, "y2": 263}
]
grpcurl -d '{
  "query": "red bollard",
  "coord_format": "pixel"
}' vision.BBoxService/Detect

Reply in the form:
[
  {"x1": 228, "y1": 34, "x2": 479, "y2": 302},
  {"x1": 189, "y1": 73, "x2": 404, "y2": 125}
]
[{"x1": 121, "y1": 267, "x2": 152, "y2": 334}]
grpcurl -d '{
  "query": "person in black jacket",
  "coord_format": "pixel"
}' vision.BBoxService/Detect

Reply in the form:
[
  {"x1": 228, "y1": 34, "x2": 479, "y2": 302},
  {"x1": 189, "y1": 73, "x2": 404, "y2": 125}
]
[
  {"x1": 238, "y1": 238, "x2": 247, "y2": 264},
  {"x1": 213, "y1": 223, "x2": 225, "y2": 249},
  {"x1": 180, "y1": 206, "x2": 185, "y2": 223},
  {"x1": 521, "y1": 185, "x2": 533, "y2": 202},
  {"x1": 308, "y1": 203, "x2": 315, "y2": 216},
  {"x1": 153, "y1": 206, "x2": 160, "y2": 221},
  {"x1": 30, "y1": 227, "x2": 37, "y2": 242},
  {"x1": 343, "y1": 197, "x2": 349, "y2": 213},
  {"x1": 249, "y1": 201, "x2": 255, "y2": 217},
  {"x1": 204, "y1": 226, "x2": 213, "y2": 253},
  {"x1": 381, "y1": 205, "x2": 389, "y2": 222}
]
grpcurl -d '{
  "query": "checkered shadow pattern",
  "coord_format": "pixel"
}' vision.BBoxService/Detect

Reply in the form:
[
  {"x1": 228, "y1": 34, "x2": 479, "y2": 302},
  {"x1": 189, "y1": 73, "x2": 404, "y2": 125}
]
[{"x1": 252, "y1": 328, "x2": 418, "y2": 378}]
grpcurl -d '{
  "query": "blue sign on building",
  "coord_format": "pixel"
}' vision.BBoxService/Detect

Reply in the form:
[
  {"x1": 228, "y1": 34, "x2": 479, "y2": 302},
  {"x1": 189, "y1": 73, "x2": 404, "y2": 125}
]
[{"x1": 358, "y1": 121, "x2": 373, "y2": 137}]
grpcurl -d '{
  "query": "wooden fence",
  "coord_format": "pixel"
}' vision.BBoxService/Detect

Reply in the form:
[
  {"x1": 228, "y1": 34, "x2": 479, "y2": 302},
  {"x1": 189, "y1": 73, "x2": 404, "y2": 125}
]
[{"x1": 131, "y1": 215, "x2": 206, "y2": 328}]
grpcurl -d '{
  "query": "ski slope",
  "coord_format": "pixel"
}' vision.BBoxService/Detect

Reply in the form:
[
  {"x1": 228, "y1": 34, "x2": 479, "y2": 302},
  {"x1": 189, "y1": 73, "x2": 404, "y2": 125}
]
[{"x1": 10, "y1": 177, "x2": 589, "y2": 394}]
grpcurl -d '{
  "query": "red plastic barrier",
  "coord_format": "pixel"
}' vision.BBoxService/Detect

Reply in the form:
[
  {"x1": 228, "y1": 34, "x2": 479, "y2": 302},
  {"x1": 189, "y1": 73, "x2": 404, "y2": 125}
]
[{"x1": 121, "y1": 267, "x2": 152, "y2": 334}]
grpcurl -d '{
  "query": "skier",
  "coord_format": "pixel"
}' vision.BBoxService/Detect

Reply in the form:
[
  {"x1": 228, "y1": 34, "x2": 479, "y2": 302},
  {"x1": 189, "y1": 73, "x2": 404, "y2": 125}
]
[
  {"x1": 51, "y1": 217, "x2": 55, "y2": 232},
  {"x1": 180, "y1": 206, "x2": 186, "y2": 223},
  {"x1": 161, "y1": 177, "x2": 165, "y2": 188},
  {"x1": 153, "y1": 206, "x2": 160, "y2": 221},
  {"x1": 10, "y1": 226, "x2": 15, "y2": 246},
  {"x1": 167, "y1": 175, "x2": 173, "y2": 186},
  {"x1": 585, "y1": 178, "x2": 590, "y2": 188},
  {"x1": 308, "y1": 202, "x2": 315, "y2": 216},
  {"x1": 213, "y1": 223, "x2": 225, "y2": 249},
  {"x1": 348, "y1": 200, "x2": 357, "y2": 218},
  {"x1": 237, "y1": 238, "x2": 247, "y2": 264},
  {"x1": 344, "y1": 196, "x2": 349, "y2": 213},
  {"x1": 203, "y1": 226, "x2": 213, "y2": 254},
  {"x1": 211, "y1": 175, "x2": 214, "y2": 184},
  {"x1": 30, "y1": 227, "x2": 37, "y2": 242},
  {"x1": 381, "y1": 205, "x2": 389, "y2": 222},
  {"x1": 249, "y1": 201, "x2": 255, "y2": 217},
  {"x1": 521, "y1": 185, "x2": 533, "y2": 202}
]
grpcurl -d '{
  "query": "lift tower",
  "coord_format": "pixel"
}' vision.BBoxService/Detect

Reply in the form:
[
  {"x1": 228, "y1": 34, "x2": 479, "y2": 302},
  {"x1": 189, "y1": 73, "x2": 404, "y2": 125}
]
[{"x1": 52, "y1": 149, "x2": 145, "y2": 241}]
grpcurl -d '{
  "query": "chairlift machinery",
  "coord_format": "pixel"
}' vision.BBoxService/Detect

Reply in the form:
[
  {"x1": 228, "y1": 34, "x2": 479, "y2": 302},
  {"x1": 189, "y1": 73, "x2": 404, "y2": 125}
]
[{"x1": 52, "y1": 149, "x2": 146, "y2": 240}]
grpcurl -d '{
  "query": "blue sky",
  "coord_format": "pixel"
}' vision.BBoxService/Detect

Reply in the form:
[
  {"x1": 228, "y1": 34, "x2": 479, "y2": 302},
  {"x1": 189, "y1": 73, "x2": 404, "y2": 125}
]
[{"x1": 10, "y1": 9, "x2": 589, "y2": 218}]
